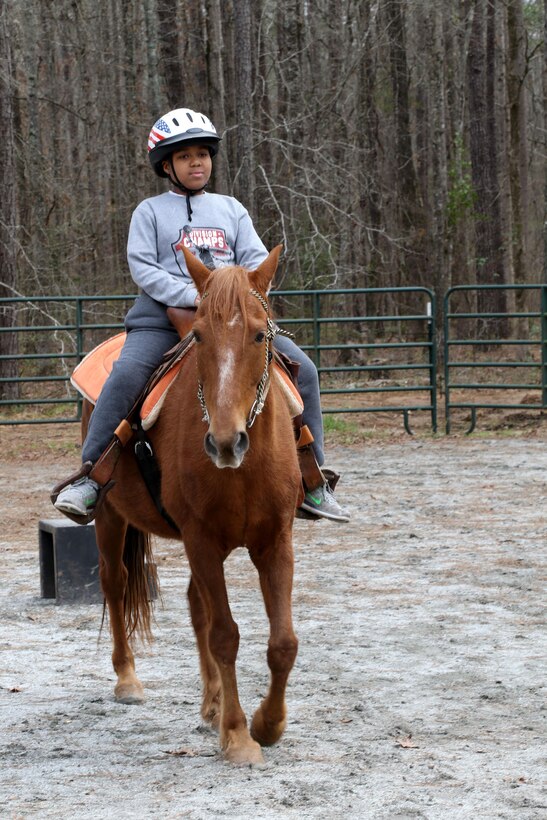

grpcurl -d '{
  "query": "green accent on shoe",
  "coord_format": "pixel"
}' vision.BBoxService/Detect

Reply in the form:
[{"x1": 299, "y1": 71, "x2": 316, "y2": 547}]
[{"x1": 299, "y1": 482, "x2": 350, "y2": 523}]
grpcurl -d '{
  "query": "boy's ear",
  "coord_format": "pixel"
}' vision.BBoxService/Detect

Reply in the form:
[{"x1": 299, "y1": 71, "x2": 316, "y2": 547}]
[
  {"x1": 250, "y1": 245, "x2": 283, "y2": 294},
  {"x1": 182, "y1": 246, "x2": 212, "y2": 295}
]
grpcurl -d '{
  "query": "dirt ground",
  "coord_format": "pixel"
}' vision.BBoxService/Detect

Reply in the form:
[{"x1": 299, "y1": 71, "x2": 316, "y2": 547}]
[{"x1": 0, "y1": 418, "x2": 546, "y2": 819}]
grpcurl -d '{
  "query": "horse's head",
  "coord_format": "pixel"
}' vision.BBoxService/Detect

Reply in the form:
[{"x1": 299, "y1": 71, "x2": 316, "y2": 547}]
[{"x1": 183, "y1": 245, "x2": 283, "y2": 469}]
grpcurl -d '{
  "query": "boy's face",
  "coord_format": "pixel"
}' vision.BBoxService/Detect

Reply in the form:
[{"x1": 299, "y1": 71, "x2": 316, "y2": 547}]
[{"x1": 163, "y1": 144, "x2": 213, "y2": 192}]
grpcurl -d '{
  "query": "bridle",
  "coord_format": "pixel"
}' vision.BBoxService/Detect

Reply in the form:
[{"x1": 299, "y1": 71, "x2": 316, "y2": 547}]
[{"x1": 196, "y1": 287, "x2": 292, "y2": 428}]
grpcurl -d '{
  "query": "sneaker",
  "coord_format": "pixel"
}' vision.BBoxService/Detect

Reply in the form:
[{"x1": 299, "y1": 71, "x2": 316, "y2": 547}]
[
  {"x1": 299, "y1": 482, "x2": 350, "y2": 523},
  {"x1": 54, "y1": 477, "x2": 99, "y2": 516}
]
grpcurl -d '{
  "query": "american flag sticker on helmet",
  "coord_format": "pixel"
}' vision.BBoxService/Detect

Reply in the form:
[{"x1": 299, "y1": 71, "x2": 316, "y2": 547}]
[{"x1": 147, "y1": 119, "x2": 171, "y2": 151}]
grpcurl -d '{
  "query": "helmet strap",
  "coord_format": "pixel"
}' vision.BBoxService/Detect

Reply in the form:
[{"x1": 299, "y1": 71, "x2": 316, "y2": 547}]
[{"x1": 167, "y1": 157, "x2": 208, "y2": 222}]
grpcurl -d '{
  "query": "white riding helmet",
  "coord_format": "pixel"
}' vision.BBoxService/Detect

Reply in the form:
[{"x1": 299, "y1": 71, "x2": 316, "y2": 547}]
[{"x1": 147, "y1": 108, "x2": 221, "y2": 177}]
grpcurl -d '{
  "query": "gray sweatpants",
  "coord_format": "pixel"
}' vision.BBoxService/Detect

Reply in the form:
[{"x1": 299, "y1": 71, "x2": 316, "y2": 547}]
[{"x1": 82, "y1": 296, "x2": 324, "y2": 466}]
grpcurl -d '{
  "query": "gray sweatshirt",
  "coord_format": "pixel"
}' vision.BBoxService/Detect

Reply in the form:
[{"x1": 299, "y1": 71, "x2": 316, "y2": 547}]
[{"x1": 127, "y1": 190, "x2": 268, "y2": 308}]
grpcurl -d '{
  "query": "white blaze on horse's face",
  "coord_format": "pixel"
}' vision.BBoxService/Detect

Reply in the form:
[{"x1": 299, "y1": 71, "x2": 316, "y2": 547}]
[
  {"x1": 217, "y1": 345, "x2": 236, "y2": 407},
  {"x1": 217, "y1": 312, "x2": 241, "y2": 403},
  {"x1": 197, "y1": 316, "x2": 259, "y2": 470}
]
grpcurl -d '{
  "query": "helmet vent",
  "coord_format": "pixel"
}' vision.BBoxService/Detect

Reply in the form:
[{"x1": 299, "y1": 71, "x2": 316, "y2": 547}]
[
  {"x1": 172, "y1": 117, "x2": 179, "y2": 126},
  {"x1": 186, "y1": 112, "x2": 194, "y2": 122}
]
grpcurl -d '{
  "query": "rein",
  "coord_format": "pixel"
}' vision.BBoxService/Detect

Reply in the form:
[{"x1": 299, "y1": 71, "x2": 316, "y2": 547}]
[{"x1": 197, "y1": 287, "x2": 293, "y2": 428}]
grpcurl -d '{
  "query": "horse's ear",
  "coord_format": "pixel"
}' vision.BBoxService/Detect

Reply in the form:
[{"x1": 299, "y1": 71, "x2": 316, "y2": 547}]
[
  {"x1": 182, "y1": 246, "x2": 212, "y2": 295},
  {"x1": 250, "y1": 245, "x2": 283, "y2": 294}
]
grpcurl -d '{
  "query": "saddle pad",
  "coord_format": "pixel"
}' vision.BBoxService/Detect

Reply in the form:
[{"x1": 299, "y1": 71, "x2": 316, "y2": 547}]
[
  {"x1": 71, "y1": 333, "x2": 304, "y2": 429},
  {"x1": 71, "y1": 332, "x2": 127, "y2": 404}
]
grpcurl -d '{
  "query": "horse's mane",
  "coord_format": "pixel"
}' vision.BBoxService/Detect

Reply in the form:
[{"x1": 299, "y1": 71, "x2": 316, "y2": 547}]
[{"x1": 204, "y1": 265, "x2": 254, "y2": 337}]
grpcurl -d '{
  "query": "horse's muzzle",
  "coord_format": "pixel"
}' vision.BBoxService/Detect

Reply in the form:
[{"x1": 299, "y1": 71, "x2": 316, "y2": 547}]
[{"x1": 204, "y1": 430, "x2": 249, "y2": 468}]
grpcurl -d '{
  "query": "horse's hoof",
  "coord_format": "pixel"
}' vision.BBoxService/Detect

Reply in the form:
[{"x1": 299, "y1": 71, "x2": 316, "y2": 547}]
[
  {"x1": 114, "y1": 682, "x2": 145, "y2": 704},
  {"x1": 251, "y1": 708, "x2": 286, "y2": 746},
  {"x1": 223, "y1": 736, "x2": 265, "y2": 766}
]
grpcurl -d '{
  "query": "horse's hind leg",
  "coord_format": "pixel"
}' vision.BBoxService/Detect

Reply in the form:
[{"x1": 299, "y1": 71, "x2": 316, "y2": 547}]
[
  {"x1": 250, "y1": 530, "x2": 298, "y2": 746},
  {"x1": 95, "y1": 511, "x2": 144, "y2": 704},
  {"x1": 187, "y1": 575, "x2": 221, "y2": 727}
]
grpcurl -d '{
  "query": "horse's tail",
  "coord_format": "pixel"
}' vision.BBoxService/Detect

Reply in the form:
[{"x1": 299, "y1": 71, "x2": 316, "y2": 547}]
[{"x1": 123, "y1": 525, "x2": 158, "y2": 643}]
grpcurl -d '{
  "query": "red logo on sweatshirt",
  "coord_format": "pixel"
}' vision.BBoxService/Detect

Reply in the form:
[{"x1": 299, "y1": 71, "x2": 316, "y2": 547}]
[{"x1": 173, "y1": 228, "x2": 230, "y2": 254}]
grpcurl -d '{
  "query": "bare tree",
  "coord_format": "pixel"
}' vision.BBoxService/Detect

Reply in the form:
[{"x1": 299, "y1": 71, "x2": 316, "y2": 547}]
[
  {"x1": 384, "y1": 0, "x2": 425, "y2": 287},
  {"x1": 466, "y1": 0, "x2": 507, "y2": 329},
  {"x1": 0, "y1": 0, "x2": 19, "y2": 398},
  {"x1": 544, "y1": 0, "x2": 547, "y2": 284},
  {"x1": 233, "y1": 0, "x2": 254, "y2": 210}
]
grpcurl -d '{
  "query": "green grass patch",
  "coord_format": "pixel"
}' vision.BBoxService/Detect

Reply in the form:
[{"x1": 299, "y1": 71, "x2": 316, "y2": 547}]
[
  {"x1": 323, "y1": 415, "x2": 357, "y2": 434},
  {"x1": 322, "y1": 413, "x2": 372, "y2": 444}
]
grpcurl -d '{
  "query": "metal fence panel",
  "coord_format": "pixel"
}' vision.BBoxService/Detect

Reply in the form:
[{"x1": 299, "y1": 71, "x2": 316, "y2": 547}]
[{"x1": 443, "y1": 284, "x2": 547, "y2": 433}]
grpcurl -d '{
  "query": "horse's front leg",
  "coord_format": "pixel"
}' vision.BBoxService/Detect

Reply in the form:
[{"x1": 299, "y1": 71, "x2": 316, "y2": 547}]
[
  {"x1": 187, "y1": 546, "x2": 264, "y2": 765},
  {"x1": 95, "y1": 510, "x2": 144, "y2": 704},
  {"x1": 249, "y1": 528, "x2": 298, "y2": 746},
  {"x1": 187, "y1": 575, "x2": 221, "y2": 727}
]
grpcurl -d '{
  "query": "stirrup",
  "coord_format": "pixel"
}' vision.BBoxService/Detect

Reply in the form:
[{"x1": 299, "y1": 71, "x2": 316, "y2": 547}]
[
  {"x1": 50, "y1": 461, "x2": 115, "y2": 526},
  {"x1": 321, "y1": 468, "x2": 340, "y2": 492}
]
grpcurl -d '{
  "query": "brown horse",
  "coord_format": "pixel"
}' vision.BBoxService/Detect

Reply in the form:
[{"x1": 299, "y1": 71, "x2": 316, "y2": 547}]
[{"x1": 86, "y1": 246, "x2": 301, "y2": 765}]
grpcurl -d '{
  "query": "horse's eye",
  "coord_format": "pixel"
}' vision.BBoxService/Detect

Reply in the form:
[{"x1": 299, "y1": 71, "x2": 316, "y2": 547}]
[
  {"x1": 193, "y1": 330, "x2": 202, "y2": 343},
  {"x1": 255, "y1": 331, "x2": 266, "y2": 343}
]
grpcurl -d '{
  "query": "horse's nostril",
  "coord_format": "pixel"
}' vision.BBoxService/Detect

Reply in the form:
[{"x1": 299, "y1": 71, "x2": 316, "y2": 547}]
[
  {"x1": 204, "y1": 432, "x2": 218, "y2": 457},
  {"x1": 234, "y1": 431, "x2": 249, "y2": 457}
]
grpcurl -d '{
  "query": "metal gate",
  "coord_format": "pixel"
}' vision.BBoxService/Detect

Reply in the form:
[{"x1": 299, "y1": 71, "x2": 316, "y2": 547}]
[{"x1": 443, "y1": 284, "x2": 547, "y2": 433}]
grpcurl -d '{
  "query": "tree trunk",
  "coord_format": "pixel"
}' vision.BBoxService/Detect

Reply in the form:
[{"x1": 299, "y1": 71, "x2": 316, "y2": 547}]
[
  {"x1": 384, "y1": 0, "x2": 424, "y2": 286},
  {"x1": 466, "y1": 0, "x2": 507, "y2": 332},
  {"x1": 386, "y1": 0, "x2": 417, "y2": 210},
  {"x1": 233, "y1": 0, "x2": 254, "y2": 211},
  {"x1": 426, "y1": 0, "x2": 450, "y2": 327},
  {"x1": 505, "y1": 0, "x2": 530, "y2": 321},
  {"x1": 157, "y1": 0, "x2": 184, "y2": 106},
  {"x1": 0, "y1": 0, "x2": 19, "y2": 399},
  {"x1": 205, "y1": 0, "x2": 229, "y2": 193},
  {"x1": 542, "y1": 0, "x2": 547, "y2": 282}
]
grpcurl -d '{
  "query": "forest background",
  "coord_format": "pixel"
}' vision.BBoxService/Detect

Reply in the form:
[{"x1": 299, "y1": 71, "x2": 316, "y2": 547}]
[{"x1": 0, "y1": 0, "x2": 546, "y2": 321}]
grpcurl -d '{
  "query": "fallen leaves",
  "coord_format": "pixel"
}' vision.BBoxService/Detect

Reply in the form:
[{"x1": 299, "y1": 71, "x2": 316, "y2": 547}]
[
  {"x1": 164, "y1": 748, "x2": 197, "y2": 757},
  {"x1": 395, "y1": 734, "x2": 419, "y2": 749}
]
